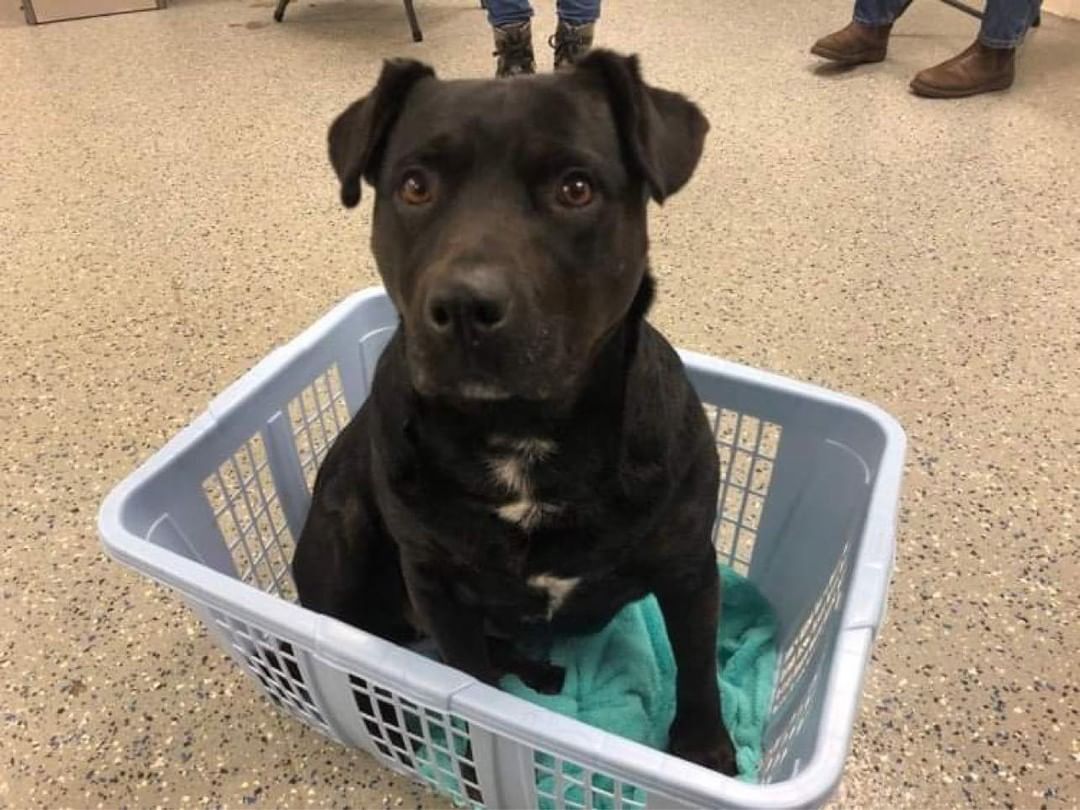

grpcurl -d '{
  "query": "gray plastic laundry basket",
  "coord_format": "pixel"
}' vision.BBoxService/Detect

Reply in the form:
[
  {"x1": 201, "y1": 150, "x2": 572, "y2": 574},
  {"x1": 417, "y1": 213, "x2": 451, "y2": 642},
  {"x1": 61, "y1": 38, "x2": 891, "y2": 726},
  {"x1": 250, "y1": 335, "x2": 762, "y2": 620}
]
[{"x1": 98, "y1": 287, "x2": 905, "y2": 810}]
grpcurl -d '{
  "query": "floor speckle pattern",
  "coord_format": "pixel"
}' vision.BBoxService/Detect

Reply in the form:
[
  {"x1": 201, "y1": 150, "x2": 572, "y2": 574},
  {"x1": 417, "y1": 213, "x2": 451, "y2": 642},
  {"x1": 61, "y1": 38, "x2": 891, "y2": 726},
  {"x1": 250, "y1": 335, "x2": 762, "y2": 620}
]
[{"x1": 1, "y1": 0, "x2": 1078, "y2": 806}]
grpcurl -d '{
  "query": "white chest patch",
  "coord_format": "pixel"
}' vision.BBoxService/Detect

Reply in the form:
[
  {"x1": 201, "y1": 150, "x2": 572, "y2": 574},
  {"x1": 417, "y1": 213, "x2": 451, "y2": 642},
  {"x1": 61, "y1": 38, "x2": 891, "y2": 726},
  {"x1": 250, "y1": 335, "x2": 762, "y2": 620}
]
[
  {"x1": 487, "y1": 437, "x2": 559, "y2": 531},
  {"x1": 513, "y1": 437, "x2": 557, "y2": 462},
  {"x1": 496, "y1": 498, "x2": 559, "y2": 531},
  {"x1": 527, "y1": 573, "x2": 581, "y2": 619},
  {"x1": 489, "y1": 455, "x2": 530, "y2": 495}
]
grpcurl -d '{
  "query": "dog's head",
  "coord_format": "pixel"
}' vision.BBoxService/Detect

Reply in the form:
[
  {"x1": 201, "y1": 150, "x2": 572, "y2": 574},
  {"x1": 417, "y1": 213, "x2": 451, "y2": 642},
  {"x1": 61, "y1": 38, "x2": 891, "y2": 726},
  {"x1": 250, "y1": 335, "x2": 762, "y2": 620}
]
[{"x1": 329, "y1": 51, "x2": 709, "y2": 404}]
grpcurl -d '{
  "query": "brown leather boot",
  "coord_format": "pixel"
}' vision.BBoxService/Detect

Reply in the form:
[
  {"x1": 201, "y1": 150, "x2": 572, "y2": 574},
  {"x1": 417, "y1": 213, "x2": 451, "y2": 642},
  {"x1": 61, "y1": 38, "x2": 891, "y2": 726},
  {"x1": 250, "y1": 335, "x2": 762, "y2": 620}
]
[
  {"x1": 910, "y1": 41, "x2": 1015, "y2": 98},
  {"x1": 811, "y1": 21, "x2": 892, "y2": 65}
]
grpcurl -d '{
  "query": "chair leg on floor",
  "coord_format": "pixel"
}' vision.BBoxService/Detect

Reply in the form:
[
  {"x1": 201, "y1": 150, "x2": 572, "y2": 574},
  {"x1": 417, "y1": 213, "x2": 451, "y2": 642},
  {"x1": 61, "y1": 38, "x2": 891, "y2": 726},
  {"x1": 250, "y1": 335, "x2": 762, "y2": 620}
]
[
  {"x1": 273, "y1": 0, "x2": 288, "y2": 21},
  {"x1": 937, "y1": 0, "x2": 984, "y2": 19},
  {"x1": 402, "y1": 0, "x2": 422, "y2": 41}
]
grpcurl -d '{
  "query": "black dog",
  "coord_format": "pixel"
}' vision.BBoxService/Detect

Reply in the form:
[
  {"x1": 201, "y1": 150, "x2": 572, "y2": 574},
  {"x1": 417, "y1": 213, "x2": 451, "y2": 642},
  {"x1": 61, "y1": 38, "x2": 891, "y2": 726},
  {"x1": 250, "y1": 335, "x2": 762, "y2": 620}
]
[{"x1": 293, "y1": 51, "x2": 735, "y2": 774}]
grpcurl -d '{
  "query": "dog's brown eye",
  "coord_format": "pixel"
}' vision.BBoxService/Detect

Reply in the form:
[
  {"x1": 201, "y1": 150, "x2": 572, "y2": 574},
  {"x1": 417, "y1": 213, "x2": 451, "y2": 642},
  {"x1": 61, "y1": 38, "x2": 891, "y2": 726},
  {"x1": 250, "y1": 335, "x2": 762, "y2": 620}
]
[
  {"x1": 557, "y1": 173, "x2": 594, "y2": 208},
  {"x1": 400, "y1": 171, "x2": 433, "y2": 205}
]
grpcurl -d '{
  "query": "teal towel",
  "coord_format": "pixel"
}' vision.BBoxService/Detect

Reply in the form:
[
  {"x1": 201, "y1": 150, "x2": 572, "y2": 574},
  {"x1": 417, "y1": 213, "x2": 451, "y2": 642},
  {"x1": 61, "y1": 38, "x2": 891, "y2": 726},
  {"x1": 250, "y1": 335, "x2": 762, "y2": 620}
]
[
  {"x1": 502, "y1": 566, "x2": 777, "y2": 783},
  {"x1": 412, "y1": 566, "x2": 777, "y2": 806}
]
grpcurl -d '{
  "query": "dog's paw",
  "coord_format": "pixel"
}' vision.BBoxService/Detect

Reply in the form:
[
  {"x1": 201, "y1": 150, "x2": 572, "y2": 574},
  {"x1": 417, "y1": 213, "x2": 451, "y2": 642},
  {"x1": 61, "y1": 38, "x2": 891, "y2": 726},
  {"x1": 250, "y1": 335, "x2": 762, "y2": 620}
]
[
  {"x1": 515, "y1": 660, "x2": 567, "y2": 695},
  {"x1": 668, "y1": 726, "x2": 738, "y2": 776}
]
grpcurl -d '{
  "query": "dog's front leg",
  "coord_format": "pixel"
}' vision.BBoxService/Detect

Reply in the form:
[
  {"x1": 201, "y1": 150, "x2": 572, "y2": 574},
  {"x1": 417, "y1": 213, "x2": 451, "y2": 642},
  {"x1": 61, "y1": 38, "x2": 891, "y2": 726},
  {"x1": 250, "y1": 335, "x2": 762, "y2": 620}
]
[
  {"x1": 400, "y1": 557, "x2": 498, "y2": 685},
  {"x1": 656, "y1": 561, "x2": 738, "y2": 776}
]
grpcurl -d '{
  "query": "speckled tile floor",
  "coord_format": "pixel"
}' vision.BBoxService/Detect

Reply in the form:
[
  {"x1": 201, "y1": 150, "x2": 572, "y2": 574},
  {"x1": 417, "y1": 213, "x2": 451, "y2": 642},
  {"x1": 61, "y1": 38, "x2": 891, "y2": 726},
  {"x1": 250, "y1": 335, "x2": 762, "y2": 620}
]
[{"x1": 1, "y1": 0, "x2": 1078, "y2": 806}]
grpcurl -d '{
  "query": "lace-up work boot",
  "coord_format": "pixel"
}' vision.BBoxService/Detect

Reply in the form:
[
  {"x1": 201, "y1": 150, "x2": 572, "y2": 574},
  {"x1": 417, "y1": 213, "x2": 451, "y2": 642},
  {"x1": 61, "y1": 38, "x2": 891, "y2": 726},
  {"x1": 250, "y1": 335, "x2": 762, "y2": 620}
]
[
  {"x1": 550, "y1": 20, "x2": 594, "y2": 71},
  {"x1": 493, "y1": 21, "x2": 536, "y2": 78}
]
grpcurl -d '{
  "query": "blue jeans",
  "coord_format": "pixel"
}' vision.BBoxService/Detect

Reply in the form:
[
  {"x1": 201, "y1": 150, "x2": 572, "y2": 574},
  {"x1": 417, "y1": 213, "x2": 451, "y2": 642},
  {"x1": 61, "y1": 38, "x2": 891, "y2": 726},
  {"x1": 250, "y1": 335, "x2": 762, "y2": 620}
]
[
  {"x1": 854, "y1": 0, "x2": 1040, "y2": 47},
  {"x1": 486, "y1": 0, "x2": 600, "y2": 28}
]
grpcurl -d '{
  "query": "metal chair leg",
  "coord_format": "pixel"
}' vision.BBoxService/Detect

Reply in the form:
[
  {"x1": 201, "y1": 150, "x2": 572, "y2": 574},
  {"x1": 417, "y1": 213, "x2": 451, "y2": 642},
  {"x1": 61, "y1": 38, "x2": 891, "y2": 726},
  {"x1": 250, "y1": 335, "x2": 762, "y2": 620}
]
[
  {"x1": 402, "y1": 0, "x2": 422, "y2": 41},
  {"x1": 937, "y1": 0, "x2": 984, "y2": 18},
  {"x1": 273, "y1": 0, "x2": 288, "y2": 22}
]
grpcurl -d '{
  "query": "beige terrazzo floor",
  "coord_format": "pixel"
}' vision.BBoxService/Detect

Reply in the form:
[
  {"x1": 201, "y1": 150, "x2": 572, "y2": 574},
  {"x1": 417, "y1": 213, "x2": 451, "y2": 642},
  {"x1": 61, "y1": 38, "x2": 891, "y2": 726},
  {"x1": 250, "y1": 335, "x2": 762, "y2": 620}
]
[{"x1": 1, "y1": 0, "x2": 1078, "y2": 806}]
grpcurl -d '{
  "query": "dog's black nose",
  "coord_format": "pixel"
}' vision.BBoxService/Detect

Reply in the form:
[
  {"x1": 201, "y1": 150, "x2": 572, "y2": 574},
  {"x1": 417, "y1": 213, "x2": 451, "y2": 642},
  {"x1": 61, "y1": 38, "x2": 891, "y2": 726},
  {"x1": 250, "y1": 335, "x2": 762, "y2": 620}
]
[{"x1": 425, "y1": 270, "x2": 511, "y2": 338}]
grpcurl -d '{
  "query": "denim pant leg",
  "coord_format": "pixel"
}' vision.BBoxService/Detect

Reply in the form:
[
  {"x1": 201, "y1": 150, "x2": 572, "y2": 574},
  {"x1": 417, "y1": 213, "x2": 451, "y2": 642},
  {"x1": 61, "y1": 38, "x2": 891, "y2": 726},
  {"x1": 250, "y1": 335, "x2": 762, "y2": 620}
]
[
  {"x1": 853, "y1": 0, "x2": 911, "y2": 26},
  {"x1": 557, "y1": 0, "x2": 601, "y2": 25},
  {"x1": 979, "y1": 0, "x2": 1041, "y2": 47},
  {"x1": 486, "y1": 0, "x2": 532, "y2": 28}
]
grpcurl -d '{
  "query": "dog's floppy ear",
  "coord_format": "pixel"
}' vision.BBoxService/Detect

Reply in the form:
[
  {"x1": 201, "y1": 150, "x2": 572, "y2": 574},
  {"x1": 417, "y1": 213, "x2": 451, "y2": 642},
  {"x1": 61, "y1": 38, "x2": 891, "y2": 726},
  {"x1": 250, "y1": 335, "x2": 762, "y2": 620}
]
[
  {"x1": 328, "y1": 59, "x2": 435, "y2": 208},
  {"x1": 575, "y1": 51, "x2": 709, "y2": 203}
]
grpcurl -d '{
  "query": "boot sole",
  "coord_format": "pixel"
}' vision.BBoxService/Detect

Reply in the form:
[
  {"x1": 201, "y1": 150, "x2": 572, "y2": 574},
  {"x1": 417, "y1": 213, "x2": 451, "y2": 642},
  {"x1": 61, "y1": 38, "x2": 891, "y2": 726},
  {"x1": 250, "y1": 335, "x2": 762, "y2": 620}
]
[
  {"x1": 810, "y1": 43, "x2": 886, "y2": 64},
  {"x1": 909, "y1": 74, "x2": 1014, "y2": 98}
]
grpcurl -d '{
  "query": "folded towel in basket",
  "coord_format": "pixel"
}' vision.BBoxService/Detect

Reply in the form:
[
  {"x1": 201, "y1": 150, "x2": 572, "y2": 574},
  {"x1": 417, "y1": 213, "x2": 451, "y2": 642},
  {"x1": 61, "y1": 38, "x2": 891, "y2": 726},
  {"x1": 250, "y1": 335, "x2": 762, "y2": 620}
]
[{"x1": 413, "y1": 565, "x2": 777, "y2": 806}]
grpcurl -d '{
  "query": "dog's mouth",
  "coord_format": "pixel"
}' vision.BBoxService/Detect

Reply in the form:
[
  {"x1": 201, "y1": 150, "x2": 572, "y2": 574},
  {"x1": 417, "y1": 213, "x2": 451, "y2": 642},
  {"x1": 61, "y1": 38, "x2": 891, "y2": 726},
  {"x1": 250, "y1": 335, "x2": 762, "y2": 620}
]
[
  {"x1": 410, "y1": 364, "x2": 580, "y2": 408},
  {"x1": 455, "y1": 381, "x2": 513, "y2": 401},
  {"x1": 409, "y1": 362, "x2": 516, "y2": 403},
  {"x1": 405, "y1": 325, "x2": 569, "y2": 405}
]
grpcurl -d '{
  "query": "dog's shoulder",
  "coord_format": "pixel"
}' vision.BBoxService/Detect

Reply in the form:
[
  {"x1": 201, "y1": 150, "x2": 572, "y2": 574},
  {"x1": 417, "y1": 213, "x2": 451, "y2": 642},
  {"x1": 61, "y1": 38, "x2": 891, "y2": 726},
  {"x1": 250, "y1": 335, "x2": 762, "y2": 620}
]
[{"x1": 624, "y1": 321, "x2": 710, "y2": 452}]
